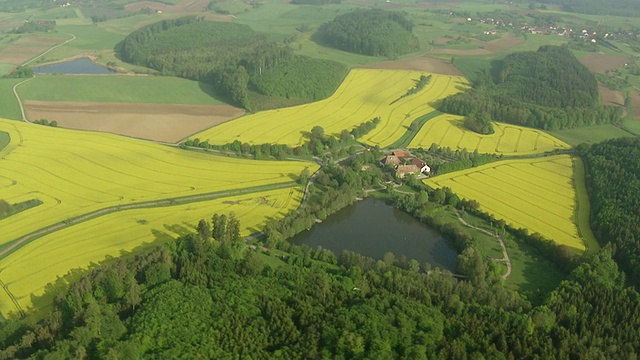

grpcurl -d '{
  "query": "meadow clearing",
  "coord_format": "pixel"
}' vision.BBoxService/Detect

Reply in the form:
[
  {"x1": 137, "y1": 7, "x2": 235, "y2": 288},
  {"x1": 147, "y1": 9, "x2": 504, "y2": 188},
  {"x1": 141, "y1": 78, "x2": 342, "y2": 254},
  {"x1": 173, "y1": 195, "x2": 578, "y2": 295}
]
[
  {"x1": 193, "y1": 69, "x2": 469, "y2": 147},
  {"x1": 0, "y1": 186, "x2": 303, "y2": 316},
  {"x1": 0, "y1": 118, "x2": 317, "y2": 250},
  {"x1": 425, "y1": 155, "x2": 586, "y2": 251},
  {"x1": 409, "y1": 113, "x2": 571, "y2": 154}
]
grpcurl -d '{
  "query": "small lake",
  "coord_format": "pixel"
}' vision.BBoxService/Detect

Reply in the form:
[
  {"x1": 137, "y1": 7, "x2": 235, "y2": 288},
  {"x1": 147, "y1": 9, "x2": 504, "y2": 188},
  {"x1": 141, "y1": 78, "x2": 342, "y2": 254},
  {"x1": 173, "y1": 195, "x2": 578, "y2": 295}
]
[
  {"x1": 34, "y1": 58, "x2": 116, "y2": 75},
  {"x1": 292, "y1": 197, "x2": 458, "y2": 270}
]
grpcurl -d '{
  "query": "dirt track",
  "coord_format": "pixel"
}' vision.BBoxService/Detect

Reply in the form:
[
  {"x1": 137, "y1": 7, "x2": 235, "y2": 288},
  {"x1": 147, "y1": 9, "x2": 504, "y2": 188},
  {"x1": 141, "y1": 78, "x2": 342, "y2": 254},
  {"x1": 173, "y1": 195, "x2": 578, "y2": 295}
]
[{"x1": 25, "y1": 101, "x2": 245, "y2": 143}]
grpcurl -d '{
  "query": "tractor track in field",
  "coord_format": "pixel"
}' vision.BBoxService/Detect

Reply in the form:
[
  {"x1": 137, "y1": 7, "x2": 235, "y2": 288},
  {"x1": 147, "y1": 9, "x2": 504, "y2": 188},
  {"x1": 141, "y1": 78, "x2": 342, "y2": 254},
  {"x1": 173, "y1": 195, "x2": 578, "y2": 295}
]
[{"x1": 0, "y1": 181, "x2": 299, "y2": 261}]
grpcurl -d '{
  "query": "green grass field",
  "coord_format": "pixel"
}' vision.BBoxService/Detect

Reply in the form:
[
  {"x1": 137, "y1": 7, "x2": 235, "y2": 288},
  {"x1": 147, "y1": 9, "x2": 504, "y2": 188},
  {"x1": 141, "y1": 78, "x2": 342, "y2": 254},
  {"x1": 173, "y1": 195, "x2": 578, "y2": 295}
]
[
  {"x1": 0, "y1": 78, "x2": 23, "y2": 120},
  {"x1": 426, "y1": 155, "x2": 586, "y2": 252},
  {"x1": 0, "y1": 131, "x2": 9, "y2": 151},
  {"x1": 19, "y1": 75, "x2": 227, "y2": 104},
  {"x1": 550, "y1": 124, "x2": 633, "y2": 146}
]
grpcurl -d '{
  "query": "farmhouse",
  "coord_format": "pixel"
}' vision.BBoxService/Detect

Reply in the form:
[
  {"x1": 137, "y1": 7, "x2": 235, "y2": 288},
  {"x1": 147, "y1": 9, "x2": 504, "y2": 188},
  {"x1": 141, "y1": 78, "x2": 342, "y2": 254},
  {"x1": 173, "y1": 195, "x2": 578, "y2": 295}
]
[
  {"x1": 396, "y1": 164, "x2": 421, "y2": 178},
  {"x1": 411, "y1": 158, "x2": 431, "y2": 173},
  {"x1": 383, "y1": 155, "x2": 401, "y2": 166}
]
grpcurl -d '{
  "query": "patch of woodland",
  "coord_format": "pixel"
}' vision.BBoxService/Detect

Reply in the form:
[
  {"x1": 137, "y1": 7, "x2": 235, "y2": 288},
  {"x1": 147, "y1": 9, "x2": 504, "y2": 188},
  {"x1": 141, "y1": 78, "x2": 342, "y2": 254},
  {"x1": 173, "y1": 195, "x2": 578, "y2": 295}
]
[
  {"x1": 463, "y1": 112, "x2": 494, "y2": 135},
  {"x1": 439, "y1": 45, "x2": 623, "y2": 130},
  {"x1": 117, "y1": 17, "x2": 347, "y2": 110},
  {"x1": 11, "y1": 20, "x2": 55, "y2": 34},
  {"x1": 312, "y1": 9, "x2": 419, "y2": 58},
  {"x1": 578, "y1": 137, "x2": 640, "y2": 287}
]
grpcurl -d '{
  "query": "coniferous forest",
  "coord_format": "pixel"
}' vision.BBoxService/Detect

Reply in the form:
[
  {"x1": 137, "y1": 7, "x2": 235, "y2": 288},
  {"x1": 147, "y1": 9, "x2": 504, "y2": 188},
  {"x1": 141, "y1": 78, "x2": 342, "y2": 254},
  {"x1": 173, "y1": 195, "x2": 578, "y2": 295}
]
[
  {"x1": 313, "y1": 9, "x2": 418, "y2": 58},
  {"x1": 117, "y1": 17, "x2": 347, "y2": 110},
  {"x1": 439, "y1": 46, "x2": 622, "y2": 130}
]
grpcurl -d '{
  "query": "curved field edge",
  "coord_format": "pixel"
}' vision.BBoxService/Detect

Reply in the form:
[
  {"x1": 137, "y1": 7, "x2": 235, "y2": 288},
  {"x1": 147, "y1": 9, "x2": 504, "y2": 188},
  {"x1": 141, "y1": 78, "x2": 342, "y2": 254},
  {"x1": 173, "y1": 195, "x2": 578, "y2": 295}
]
[
  {"x1": 424, "y1": 155, "x2": 586, "y2": 251},
  {"x1": 0, "y1": 186, "x2": 305, "y2": 317},
  {"x1": 0, "y1": 118, "x2": 318, "y2": 246},
  {"x1": 0, "y1": 131, "x2": 9, "y2": 151},
  {"x1": 573, "y1": 156, "x2": 599, "y2": 254},
  {"x1": 408, "y1": 113, "x2": 571, "y2": 155},
  {"x1": 191, "y1": 69, "x2": 469, "y2": 147}
]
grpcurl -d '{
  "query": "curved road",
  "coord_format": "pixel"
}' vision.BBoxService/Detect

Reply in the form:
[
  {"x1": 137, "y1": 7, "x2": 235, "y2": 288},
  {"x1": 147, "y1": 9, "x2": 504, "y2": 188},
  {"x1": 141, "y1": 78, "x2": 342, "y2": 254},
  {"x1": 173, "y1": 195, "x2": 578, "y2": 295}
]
[{"x1": 455, "y1": 209, "x2": 512, "y2": 279}]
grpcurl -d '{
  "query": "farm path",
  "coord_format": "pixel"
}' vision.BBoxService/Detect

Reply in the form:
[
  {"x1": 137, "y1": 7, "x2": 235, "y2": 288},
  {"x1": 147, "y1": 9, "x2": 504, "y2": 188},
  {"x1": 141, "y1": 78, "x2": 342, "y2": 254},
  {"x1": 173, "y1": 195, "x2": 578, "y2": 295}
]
[
  {"x1": 13, "y1": 33, "x2": 77, "y2": 122},
  {"x1": 12, "y1": 76, "x2": 34, "y2": 121},
  {"x1": 0, "y1": 181, "x2": 298, "y2": 260},
  {"x1": 454, "y1": 209, "x2": 512, "y2": 279}
]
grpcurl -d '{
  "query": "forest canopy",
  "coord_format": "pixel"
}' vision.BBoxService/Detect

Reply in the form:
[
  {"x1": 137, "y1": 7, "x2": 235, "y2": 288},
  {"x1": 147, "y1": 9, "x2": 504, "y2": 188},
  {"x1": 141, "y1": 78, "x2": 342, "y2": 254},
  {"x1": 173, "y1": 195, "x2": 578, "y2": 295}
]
[
  {"x1": 439, "y1": 45, "x2": 621, "y2": 130},
  {"x1": 117, "y1": 17, "x2": 347, "y2": 110},
  {"x1": 313, "y1": 9, "x2": 418, "y2": 58}
]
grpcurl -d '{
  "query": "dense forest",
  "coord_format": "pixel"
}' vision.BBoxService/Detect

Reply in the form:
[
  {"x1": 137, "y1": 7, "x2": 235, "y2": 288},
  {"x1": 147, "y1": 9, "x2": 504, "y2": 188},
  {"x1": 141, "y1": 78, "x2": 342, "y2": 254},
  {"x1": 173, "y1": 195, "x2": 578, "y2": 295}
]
[
  {"x1": 578, "y1": 137, "x2": 640, "y2": 287},
  {"x1": 440, "y1": 46, "x2": 622, "y2": 130},
  {"x1": 117, "y1": 17, "x2": 347, "y2": 110},
  {"x1": 313, "y1": 9, "x2": 418, "y2": 57}
]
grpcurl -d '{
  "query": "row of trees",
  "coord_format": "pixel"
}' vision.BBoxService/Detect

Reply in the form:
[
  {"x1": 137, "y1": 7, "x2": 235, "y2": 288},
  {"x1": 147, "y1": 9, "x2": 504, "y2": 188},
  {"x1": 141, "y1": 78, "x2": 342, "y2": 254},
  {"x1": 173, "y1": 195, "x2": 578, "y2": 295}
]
[
  {"x1": 117, "y1": 17, "x2": 347, "y2": 110},
  {"x1": 390, "y1": 74, "x2": 432, "y2": 104},
  {"x1": 439, "y1": 45, "x2": 622, "y2": 130},
  {"x1": 313, "y1": 9, "x2": 418, "y2": 57}
]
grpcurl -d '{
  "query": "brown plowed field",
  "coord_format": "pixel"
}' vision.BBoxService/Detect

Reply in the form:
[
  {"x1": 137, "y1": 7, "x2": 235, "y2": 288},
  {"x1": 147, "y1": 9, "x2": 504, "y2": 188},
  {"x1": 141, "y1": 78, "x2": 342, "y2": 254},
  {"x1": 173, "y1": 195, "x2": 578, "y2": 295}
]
[
  {"x1": 630, "y1": 91, "x2": 640, "y2": 119},
  {"x1": 24, "y1": 101, "x2": 245, "y2": 143},
  {"x1": 579, "y1": 53, "x2": 629, "y2": 74},
  {"x1": 0, "y1": 36, "x2": 65, "y2": 70},
  {"x1": 598, "y1": 83, "x2": 625, "y2": 107},
  {"x1": 360, "y1": 56, "x2": 463, "y2": 76}
]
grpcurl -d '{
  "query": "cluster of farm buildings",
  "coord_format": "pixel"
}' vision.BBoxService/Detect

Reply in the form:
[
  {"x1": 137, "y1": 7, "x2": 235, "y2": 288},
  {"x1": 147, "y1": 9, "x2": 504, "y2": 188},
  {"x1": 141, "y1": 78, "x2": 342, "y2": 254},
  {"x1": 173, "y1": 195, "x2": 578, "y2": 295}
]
[{"x1": 382, "y1": 151, "x2": 431, "y2": 179}]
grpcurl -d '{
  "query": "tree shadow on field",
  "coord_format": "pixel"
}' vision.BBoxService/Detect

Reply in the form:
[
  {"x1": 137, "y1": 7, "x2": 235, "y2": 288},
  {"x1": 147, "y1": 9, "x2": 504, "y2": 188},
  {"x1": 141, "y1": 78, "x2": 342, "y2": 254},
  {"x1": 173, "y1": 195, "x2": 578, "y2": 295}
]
[
  {"x1": 164, "y1": 224, "x2": 191, "y2": 237},
  {"x1": 198, "y1": 81, "x2": 230, "y2": 104}
]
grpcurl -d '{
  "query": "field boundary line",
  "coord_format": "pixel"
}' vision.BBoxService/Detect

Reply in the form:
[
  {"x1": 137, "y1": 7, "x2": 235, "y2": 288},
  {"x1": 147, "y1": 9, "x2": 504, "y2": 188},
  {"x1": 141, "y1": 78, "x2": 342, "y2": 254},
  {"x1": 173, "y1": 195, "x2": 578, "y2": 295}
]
[
  {"x1": 572, "y1": 156, "x2": 600, "y2": 255},
  {"x1": 0, "y1": 276, "x2": 24, "y2": 317},
  {"x1": 0, "y1": 181, "x2": 299, "y2": 261},
  {"x1": 22, "y1": 33, "x2": 76, "y2": 67}
]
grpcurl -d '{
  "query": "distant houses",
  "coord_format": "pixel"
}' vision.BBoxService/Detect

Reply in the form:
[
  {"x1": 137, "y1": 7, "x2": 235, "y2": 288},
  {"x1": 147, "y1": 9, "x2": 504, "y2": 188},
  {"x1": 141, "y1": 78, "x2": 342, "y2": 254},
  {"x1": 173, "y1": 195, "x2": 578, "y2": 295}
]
[{"x1": 382, "y1": 150, "x2": 431, "y2": 178}]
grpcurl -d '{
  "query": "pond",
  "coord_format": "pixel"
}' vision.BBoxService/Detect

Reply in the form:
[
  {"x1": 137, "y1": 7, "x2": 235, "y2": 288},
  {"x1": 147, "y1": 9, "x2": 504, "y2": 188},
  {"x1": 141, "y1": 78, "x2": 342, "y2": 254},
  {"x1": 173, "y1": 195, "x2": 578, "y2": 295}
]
[
  {"x1": 34, "y1": 58, "x2": 116, "y2": 75},
  {"x1": 292, "y1": 197, "x2": 458, "y2": 271}
]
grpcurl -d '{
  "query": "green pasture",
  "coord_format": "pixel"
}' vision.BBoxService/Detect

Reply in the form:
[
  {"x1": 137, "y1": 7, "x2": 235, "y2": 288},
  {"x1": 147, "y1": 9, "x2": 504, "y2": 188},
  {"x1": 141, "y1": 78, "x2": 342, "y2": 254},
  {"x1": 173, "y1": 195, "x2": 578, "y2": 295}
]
[
  {"x1": 623, "y1": 118, "x2": 640, "y2": 135},
  {"x1": 573, "y1": 157, "x2": 600, "y2": 254},
  {"x1": 0, "y1": 78, "x2": 23, "y2": 120},
  {"x1": 0, "y1": 131, "x2": 9, "y2": 151},
  {"x1": 19, "y1": 75, "x2": 228, "y2": 105},
  {"x1": 549, "y1": 124, "x2": 633, "y2": 146}
]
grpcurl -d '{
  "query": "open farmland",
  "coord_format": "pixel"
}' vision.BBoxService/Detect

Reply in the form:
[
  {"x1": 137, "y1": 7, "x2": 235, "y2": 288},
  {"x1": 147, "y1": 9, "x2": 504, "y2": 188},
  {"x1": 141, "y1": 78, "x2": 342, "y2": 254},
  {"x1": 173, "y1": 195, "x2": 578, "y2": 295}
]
[
  {"x1": 19, "y1": 75, "x2": 227, "y2": 105},
  {"x1": 193, "y1": 69, "x2": 469, "y2": 147},
  {"x1": 409, "y1": 114, "x2": 570, "y2": 154},
  {"x1": 0, "y1": 35, "x2": 67, "y2": 75},
  {"x1": 0, "y1": 186, "x2": 303, "y2": 316},
  {"x1": 24, "y1": 101, "x2": 244, "y2": 143},
  {"x1": 425, "y1": 155, "x2": 586, "y2": 251},
  {"x1": 0, "y1": 118, "x2": 317, "y2": 251}
]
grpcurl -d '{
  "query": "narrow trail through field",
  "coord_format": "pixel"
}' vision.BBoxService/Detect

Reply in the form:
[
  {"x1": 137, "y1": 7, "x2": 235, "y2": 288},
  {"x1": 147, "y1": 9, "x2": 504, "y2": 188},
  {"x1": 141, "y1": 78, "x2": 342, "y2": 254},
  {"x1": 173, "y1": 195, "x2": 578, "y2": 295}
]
[
  {"x1": 0, "y1": 181, "x2": 298, "y2": 260},
  {"x1": 454, "y1": 209, "x2": 512, "y2": 279},
  {"x1": 12, "y1": 34, "x2": 77, "y2": 122}
]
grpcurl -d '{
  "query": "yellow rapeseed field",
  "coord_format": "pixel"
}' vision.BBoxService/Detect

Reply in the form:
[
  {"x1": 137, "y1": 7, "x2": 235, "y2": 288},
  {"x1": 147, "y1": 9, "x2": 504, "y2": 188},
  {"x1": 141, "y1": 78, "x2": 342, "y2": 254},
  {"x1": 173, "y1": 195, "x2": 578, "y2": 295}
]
[
  {"x1": 425, "y1": 155, "x2": 585, "y2": 251},
  {"x1": 0, "y1": 187, "x2": 303, "y2": 316},
  {"x1": 0, "y1": 118, "x2": 317, "y2": 247},
  {"x1": 409, "y1": 114, "x2": 571, "y2": 154},
  {"x1": 193, "y1": 69, "x2": 469, "y2": 148}
]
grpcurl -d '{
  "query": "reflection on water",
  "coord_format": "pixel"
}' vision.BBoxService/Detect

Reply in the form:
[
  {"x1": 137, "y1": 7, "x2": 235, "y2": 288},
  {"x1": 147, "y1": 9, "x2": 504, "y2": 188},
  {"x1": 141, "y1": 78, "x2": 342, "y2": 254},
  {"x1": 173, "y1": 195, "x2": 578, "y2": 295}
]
[{"x1": 292, "y1": 197, "x2": 457, "y2": 270}]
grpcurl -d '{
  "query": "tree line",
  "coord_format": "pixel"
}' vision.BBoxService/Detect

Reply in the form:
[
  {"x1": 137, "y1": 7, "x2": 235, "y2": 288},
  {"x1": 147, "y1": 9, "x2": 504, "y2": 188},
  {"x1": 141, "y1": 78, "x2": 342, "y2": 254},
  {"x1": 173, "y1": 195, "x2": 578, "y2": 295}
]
[
  {"x1": 313, "y1": 9, "x2": 418, "y2": 58},
  {"x1": 439, "y1": 45, "x2": 622, "y2": 130},
  {"x1": 117, "y1": 17, "x2": 347, "y2": 110},
  {"x1": 578, "y1": 137, "x2": 640, "y2": 287}
]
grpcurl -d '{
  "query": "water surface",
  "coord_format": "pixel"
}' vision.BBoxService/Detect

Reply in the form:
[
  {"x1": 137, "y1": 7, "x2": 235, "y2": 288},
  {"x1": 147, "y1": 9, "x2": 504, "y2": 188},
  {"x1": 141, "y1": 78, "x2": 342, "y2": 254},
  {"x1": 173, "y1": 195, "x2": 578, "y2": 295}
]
[
  {"x1": 35, "y1": 58, "x2": 115, "y2": 75},
  {"x1": 292, "y1": 197, "x2": 457, "y2": 270}
]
